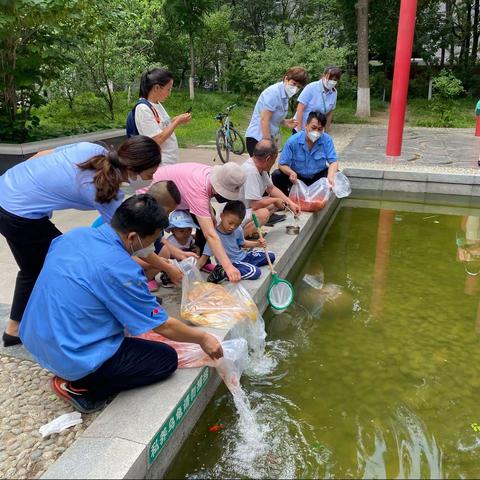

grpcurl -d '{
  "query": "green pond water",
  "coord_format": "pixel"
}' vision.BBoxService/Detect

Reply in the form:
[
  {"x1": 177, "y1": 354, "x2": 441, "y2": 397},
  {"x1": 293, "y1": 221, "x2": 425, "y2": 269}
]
[{"x1": 166, "y1": 200, "x2": 480, "y2": 479}]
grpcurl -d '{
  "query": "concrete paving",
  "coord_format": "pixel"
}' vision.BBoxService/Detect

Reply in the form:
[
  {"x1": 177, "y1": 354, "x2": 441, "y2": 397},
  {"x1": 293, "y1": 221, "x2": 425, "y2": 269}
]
[{"x1": 342, "y1": 125, "x2": 480, "y2": 172}]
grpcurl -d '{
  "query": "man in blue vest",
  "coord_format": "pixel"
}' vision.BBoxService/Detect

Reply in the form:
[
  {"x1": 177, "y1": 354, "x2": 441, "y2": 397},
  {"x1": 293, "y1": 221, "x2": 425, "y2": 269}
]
[
  {"x1": 272, "y1": 111, "x2": 339, "y2": 196},
  {"x1": 20, "y1": 194, "x2": 222, "y2": 413}
]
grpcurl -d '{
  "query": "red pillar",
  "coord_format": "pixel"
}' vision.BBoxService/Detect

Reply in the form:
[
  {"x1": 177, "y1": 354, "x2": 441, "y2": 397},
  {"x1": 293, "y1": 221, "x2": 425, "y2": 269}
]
[{"x1": 385, "y1": 0, "x2": 418, "y2": 157}]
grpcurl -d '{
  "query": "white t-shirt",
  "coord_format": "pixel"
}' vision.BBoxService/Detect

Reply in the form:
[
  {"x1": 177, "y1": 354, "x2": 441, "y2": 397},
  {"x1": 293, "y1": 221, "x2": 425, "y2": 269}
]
[
  {"x1": 134, "y1": 102, "x2": 178, "y2": 165},
  {"x1": 166, "y1": 234, "x2": 196, "y2": 251},
  {"x1": 240, "y1": 158, "x2": 274, "y2": 208}
]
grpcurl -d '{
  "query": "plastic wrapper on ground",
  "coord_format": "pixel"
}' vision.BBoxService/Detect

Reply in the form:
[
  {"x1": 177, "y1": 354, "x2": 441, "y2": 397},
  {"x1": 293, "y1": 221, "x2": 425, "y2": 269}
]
[
  {"x1": 39, "y1": 412, "x2": 83, "y2": 437},
  {"x1": 289, "y1": 178, "x2": 330, "y2": 212}
]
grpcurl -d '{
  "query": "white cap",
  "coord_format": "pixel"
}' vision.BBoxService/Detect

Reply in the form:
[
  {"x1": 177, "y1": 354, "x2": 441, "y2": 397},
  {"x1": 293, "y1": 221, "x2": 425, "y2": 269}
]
[{"x1": 210, "y1": 163, "x2": 246, "y2": 200}]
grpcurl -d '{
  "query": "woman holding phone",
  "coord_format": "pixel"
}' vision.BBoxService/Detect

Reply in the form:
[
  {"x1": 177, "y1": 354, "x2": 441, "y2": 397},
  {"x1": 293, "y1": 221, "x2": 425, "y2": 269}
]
[{"x1": 131, "y1": 68, "x2": 192, "y2": 165}]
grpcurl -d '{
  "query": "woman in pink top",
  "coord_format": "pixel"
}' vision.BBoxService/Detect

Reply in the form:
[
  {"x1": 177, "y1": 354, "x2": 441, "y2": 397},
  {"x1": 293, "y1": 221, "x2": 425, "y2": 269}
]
[{"x1": 144, "y1": 162, "x2": 246, "y2": 282}]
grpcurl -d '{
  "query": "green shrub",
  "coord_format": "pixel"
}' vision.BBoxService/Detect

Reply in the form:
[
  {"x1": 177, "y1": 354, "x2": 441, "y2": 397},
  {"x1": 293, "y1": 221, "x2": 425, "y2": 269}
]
[{"x1": 431, "y1": 70, "x2": 465, "y2": 127}]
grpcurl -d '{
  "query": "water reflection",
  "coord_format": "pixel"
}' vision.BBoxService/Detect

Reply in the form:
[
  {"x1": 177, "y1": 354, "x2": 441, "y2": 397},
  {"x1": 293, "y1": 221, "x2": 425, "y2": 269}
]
[
  {"x1": 168, "y1": 205, "x2": 480, "y2": 480},
  {"x1": 357, "y1": 407, "x2": 443, "y2": 479},
  {"x1": 456, "y1": 215, "x2": 480, "y2": 332},
  {"x1": 370, "y1": 210, "x2": 395, "y2": 318}
]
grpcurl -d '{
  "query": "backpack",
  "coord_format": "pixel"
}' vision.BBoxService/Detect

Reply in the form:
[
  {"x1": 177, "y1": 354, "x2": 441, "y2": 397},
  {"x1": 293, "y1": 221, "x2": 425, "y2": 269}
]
[{"x1": 125, "y1": 98, "x2": 161, "y2": 138}]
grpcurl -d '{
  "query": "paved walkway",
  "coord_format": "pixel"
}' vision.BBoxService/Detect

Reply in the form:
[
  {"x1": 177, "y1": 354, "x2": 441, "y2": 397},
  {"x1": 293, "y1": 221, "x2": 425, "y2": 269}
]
[{"x1": 342, "y1": 125, "x2": 480, "y2": 173}]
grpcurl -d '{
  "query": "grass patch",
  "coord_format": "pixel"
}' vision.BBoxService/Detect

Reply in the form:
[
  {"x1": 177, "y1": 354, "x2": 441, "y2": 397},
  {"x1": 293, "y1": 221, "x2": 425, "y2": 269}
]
[
  {"x1": 405, "y1": 98, "x2": 476, "y2": 128},
  {"x1": 27, "y1": 90, "x2": 478, "y2": 146},
  {"x1": 31, "y1": 90, "x2": 256, "y2": 147}
]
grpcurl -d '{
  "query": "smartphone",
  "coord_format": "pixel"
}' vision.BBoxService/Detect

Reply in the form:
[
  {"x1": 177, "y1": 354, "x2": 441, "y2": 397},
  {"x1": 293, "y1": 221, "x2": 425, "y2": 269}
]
[{"x1": 185, "y1": 107, "x2": 192, "y2": 114}]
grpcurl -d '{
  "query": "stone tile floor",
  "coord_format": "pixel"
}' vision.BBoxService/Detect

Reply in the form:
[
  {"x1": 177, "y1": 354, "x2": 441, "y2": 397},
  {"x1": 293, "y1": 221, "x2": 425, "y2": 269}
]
[{"x1": 342, "y1": 125, "x2": 480, "y2": 172}]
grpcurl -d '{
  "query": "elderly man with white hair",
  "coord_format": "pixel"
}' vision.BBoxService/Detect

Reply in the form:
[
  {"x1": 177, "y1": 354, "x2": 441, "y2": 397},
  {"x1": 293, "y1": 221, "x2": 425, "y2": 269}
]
[{"x1": 240, "y1": 139, "x2": 301, "y2": 239}]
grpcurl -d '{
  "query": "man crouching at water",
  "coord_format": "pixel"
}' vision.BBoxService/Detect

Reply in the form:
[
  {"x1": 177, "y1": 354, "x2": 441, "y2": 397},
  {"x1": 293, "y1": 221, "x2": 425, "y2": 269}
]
[{"x1": 20, "y1": 195, "x2": 223, "y2": 414}]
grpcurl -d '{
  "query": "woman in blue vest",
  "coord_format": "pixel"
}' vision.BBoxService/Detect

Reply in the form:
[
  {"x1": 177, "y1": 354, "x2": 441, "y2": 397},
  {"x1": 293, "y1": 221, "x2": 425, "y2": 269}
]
[
  {"x1": 294, "y1": 66, "x2": 342, "y2": 133},
  {"x1": 244, "y1": 67, "x2": 308, "y2": 156},
  {"x1": 0, "y1": 136, "x2": 161, "y2": 347}
]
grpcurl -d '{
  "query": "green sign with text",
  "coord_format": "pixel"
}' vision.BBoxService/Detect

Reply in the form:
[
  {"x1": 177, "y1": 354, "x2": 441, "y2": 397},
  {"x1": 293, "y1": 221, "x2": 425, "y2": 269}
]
[{"x1": 148, "y1": 367, "x2": 209, "y2": 465}]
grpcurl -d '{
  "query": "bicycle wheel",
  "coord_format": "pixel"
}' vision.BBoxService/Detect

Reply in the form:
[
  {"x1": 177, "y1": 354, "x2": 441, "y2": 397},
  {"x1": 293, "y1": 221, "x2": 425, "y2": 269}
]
[
  {"x1": 216, "y1": 128, "x2": 230, "y2": 163},
  {"x1": 229, "y1": 128, "x2": 246, "y2": 155}
]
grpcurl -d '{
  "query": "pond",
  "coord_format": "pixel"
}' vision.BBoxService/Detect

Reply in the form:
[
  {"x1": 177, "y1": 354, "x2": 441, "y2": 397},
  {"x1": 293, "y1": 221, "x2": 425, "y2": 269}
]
[{"x1": 166, "y1": 197, "x2": 480, "y2": 479}]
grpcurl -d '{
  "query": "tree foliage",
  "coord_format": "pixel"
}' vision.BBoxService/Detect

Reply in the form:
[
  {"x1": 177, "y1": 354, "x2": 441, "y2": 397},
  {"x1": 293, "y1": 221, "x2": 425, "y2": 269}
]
[
  {"x1": 0, "y1": 0, "x2": 87, "y2": 141},
  {"x1": 243, "y1": 27, "x2": 350, "y2": 91},
  {"x1": 1, "y1": 0, "x2": 478, "y2": 142}
]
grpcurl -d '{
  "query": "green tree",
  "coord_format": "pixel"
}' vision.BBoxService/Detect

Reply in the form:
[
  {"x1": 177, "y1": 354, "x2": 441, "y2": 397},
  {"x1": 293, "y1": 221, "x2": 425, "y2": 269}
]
[
  {"x1": 243, "y1": 27, "x2": 350, "y2": 91},
  {"x1": 163, "y1": 0, "x2": 214, "y2": 99},
  {"x1": 0, "y1": 0, "x2": 86, "y2": 141},
  {"x1": 431, "y1": 69, "x2": 465, "y2": 126},
  {"x1": 196, "y1": 6, "x2": 239, "y2": 91},
  {"x1": 65, "y1": 0, "x2": 153, "y2": 119}
]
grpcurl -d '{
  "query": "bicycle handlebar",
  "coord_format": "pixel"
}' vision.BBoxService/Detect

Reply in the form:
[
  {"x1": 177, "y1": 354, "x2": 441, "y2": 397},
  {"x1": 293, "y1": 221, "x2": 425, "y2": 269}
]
[{"x1": 226, "y1": 104, "x2": 237, "y2": 112}]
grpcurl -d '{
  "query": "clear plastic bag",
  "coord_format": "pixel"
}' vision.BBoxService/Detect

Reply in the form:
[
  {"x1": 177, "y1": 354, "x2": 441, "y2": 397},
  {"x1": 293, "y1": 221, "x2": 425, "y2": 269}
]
[
  {"x1": 136, "y1": 330, "x2": 249, "y2": 392},
  {"x1": 212, "y1": 338, "x2": 249, "y2": 394},
  {"x1": 136, "y1": 330, "x2": 220, "y2": 368},
  {"x1": 289, "y1": 177, "x2": 330, "y2": 212},
  {"x1": 177, "y1": 258, "x2": 258, "y2": 328},
  {"x1": 332, "y1": 171, "x2": 352, "y2": 198}
]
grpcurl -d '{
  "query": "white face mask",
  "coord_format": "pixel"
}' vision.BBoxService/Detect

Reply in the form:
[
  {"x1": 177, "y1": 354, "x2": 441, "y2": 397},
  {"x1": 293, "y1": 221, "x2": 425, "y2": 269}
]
[
  {"x1": 130, "y1": 234, "x2": 155, "y2": 258},
  {"x1": 307, "y1": 130, "x2": 322, "y2": 143},
  {"x1": 325, "y1": 79, "x2": 337, "y2": 90},
  {"x1": 285, "y1": 84, "x2": 299, "y2": 98}
]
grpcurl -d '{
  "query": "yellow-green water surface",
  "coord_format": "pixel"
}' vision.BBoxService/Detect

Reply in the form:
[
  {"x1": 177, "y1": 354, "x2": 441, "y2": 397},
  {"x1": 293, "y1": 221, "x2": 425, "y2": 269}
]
[{"x1": 166, "y1": 203, "x2": 480, "y2": 479}]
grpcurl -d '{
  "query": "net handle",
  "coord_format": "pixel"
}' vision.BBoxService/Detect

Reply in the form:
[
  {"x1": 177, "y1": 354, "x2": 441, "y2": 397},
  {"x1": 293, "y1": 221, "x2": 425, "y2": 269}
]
[{"x1": 252, "y1": 213, "x2": 275, "y2": 274}]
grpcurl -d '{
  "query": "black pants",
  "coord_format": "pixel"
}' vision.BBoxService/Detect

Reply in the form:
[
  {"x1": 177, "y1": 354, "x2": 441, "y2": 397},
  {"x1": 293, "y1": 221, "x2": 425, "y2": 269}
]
[
  {"x1": 271, "y1": 169, "x2": 328, "y2": 196},
  {"x1": 246, "y1": 137, "x2": 258, "y2": 157},
  {"x1": 190, "y1": 209, "x2": 220, "y2": 256},
  {"x1": 0, "y1": 206, "x2": 61, "y2": 322},
  {"x1": 72, "y1": 337, "x2": 178, "y2": 401}
]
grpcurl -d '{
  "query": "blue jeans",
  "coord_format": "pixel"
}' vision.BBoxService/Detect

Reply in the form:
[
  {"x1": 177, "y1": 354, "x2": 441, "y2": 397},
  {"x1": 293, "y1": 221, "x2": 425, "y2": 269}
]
[{"x1": 232, "y1": 250, "x2": 276, "y2": 280}]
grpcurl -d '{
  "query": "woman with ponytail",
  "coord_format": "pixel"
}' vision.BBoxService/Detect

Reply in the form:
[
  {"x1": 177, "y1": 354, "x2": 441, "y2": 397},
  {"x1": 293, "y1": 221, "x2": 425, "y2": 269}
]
[
  {"x1": 128, "y1": 68, "x2": 191, "y2": 165},
  {"x1": 0, "y1": 136, "x2": 161, "y2": 347}
]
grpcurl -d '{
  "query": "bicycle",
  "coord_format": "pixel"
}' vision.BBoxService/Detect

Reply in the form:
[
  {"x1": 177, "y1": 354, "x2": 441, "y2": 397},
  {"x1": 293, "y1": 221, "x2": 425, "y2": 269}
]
[{"x1": 214, "y1": 104, "x2": 246, "y2": 163}]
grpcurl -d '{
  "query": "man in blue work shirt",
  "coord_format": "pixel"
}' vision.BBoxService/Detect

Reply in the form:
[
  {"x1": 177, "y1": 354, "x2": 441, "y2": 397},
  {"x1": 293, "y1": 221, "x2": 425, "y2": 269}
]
[
  {"x1": 272, "y1": 111, "x2": 339, "y2": 196},
  {"x1": 19, "y1": 195, "x2": 223, "y2": 414}
]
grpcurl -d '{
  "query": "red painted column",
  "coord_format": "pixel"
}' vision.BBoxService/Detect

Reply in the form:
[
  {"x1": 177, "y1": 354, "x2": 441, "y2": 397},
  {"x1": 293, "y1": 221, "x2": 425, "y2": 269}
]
[{"x1": 386, "y1": 0, "x2": 418, "y2": 156}]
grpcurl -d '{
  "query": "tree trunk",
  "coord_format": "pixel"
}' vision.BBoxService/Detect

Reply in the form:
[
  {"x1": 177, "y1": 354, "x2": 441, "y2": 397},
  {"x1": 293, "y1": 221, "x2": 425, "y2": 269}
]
[
  {"x1": 464, "y1": 1, "x2": 472, "y2": 67},
  {"x1": 447, "y1": 0, "x2": 455, "y2": 65},
  {"x1": 1, "y1": 37, "x2": 18, "y2": 123},
  {"x1": 356, "y1": 0, "x2": 370, "y2": 117},
  {"x1": 189, "y1": 32, "x2": 195, "y2": 100},
  {"x1": 472, "y1": 0, "x2": 479, "y2": 65},
  {"x1": 100, "y1": 48, "x2": 115, "y2": 120}
]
